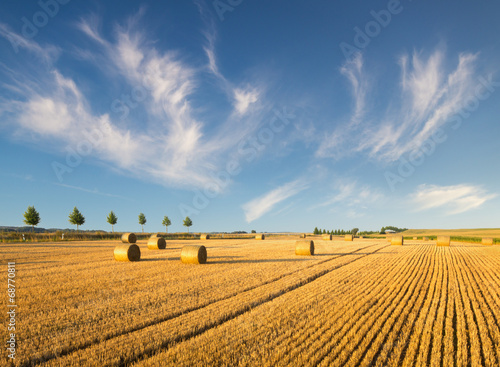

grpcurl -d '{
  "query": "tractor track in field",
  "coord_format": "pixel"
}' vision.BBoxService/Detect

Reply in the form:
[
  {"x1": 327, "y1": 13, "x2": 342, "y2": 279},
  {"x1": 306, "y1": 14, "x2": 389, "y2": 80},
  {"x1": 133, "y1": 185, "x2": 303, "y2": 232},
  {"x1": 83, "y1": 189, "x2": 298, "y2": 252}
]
[
  {"x1": 315, "y1": 243, "x2": 435, "y2": 366},
  {"x1": 268, "y1": 242, "x2": 428, "y2": 366},
  {"x1": 130, "y1": 243, "x2": 500, "y2": 367},
  {"x1": 33, "y1": 242, "x2": 390, "y2": 366}
]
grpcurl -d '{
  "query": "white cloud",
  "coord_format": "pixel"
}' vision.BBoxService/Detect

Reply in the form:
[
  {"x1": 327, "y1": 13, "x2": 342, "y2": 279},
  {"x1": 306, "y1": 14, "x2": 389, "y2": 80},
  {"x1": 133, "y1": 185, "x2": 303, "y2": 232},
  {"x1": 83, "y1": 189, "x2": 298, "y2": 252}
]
[
  {"x1": 411, "y1": 184, "x2": 497, "y2": 214},
  {"x1": 316, "y1": 53, "x2": 368, "y2": 159},
  {"x1": 233, "y1": 87, "x2": 259, "y2": 115},
  {"x1": 340, "y1": 52, "x2": 366, "y2": 127},
  {"x1": 242, "y1": 180, "x2": 308, "y2": 222},
  {"x1": 317, "y1": 48, "x2": 483, "y2": 162},
  {"x1": 312, "y1": 180, "x2": 383, "y2": 211},
  {"x1": 2, "y1": 14, "x2": 269, "y2": 190}
]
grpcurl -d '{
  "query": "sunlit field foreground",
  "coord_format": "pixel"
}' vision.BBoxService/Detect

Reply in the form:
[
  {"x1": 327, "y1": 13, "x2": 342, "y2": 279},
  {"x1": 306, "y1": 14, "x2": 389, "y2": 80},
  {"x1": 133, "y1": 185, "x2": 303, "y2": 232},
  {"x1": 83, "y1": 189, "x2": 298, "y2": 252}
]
[{"x1": 2, "y1": 237, "x2": 499, "y2": 366}]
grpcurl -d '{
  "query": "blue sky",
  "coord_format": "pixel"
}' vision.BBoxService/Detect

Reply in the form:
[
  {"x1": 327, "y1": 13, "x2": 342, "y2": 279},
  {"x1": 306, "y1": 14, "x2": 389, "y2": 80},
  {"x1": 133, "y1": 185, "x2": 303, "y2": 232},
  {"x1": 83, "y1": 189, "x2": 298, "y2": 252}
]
[{"x1": 1, "y1": 0, "x2": 499, "y2": 233}]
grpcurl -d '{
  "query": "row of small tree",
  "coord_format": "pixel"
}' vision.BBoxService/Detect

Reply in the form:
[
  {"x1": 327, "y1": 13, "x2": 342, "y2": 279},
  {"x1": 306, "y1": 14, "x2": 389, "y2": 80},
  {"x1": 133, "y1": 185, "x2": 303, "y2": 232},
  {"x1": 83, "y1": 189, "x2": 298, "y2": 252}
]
[
  {"x1": 313, "y1": 227, "x2": 359, "y2": 235},
  {"x1": 22, "y1": 206, "x2": 194, "y2": 233}
]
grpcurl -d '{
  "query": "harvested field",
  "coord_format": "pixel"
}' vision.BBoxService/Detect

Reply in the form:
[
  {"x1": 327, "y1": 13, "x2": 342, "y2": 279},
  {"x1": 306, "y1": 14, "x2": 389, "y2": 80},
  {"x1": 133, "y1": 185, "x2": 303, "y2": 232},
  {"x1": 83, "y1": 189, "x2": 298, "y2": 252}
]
[{"x1": 1, "y1": 237, "x2": 499, "y2": 366}]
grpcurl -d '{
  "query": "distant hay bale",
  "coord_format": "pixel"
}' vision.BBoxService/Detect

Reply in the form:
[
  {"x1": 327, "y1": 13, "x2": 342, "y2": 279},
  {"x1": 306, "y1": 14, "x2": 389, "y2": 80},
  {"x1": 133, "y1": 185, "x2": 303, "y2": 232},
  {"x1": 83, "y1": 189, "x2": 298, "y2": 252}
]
[
  {"x1": 359, "y1": 236, "x2": 364, "y2": 239},
  {"x1": 114, "y1": 244, "x2": 141, "y2": 261},
  {"x1": 391, "y1": 236, "x2": 404, "y2": 246},
  {"x1": 181, "y1": 245, "x2": 207, "y2": 264},
  {"x1": 323, "y1": 234, "x2": 332, "y2": 241},
  {"x1": 147, "y1": 237, "x2": 166, "y2": 250},
  {"x1": 482, "y1": 237, "x2": 493, "y2": 246},
  {"x1": 200, "y1": 234, "x2": 210, "y2": 240},
  {"x1": 295, "y1": 240, "x2": 314, "y2": 256},
  {"x1": 255, "y1": 234, "x2": 265, "y2": 240},
  {"x1": 345, "y1": 234, "x2": 353, "y2": 241},
  {"x1": 413, "y1": 237, "x2": 418, "y2": 240},
  {"x1": 423, "y1": 237, "x2": 429, "y2": 241},
  {"x1": 121, "y1": 233, "x2": 137, "y2": 244},
  {"x1": 300, "y1": 234, "x2": 307, "y2": 238},
  {"x1": 437, "y1": 236, "x2": 450, "y2": 247},
  {"x1": 386, "y1": 236, "x2": 392, "y2": 242}
]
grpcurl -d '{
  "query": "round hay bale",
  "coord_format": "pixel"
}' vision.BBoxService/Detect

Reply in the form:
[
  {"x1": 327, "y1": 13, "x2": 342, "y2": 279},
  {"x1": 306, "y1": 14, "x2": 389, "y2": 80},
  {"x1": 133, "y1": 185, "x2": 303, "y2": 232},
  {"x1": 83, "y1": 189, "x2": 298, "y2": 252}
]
[
  {"x1": 147, "y1": 237, "x2": 166, "y2": 250},
  {"x1": 300, "y1": 234, "x2": 307, "y2": 238},
  {"x1": 255, "y1": 234, "x2": 265, "y2": 240},
  {"x1": 114, "y1": 244, "x2": 140, "y2": 261},
  {"x1": 437, "y1": 236, "x2": 450, "y2": 247},
  {"x1": 323, "y1": 234, "x2": 332, "y2": 241},
  {"x1": 121, "y1": 233, "x2": 137, "y2": 243},
  {"x1": 482, "y1": 237, "x2": 493, "y2": 246},
  {"x1": 391, "y1": 235, "x2": 404, "y2": 246},
  {"x1": 295, "y1": 240, "x2": 314, "y2": 256},
  {"x1": 359, "y1": 236, "x2": 364, "y2": 239},
  {"x1": 423, "y1": 237, "x2": 429, "y2": 241},
  {"x1": 413, "y1": 236, "x2": 418, "y2": 240},
  {"x1": 200, "y1": 234, "x2": 210, "y2": 240},
  {"x1": 181, "y1": 245, "x2": 207, "y2": 264},
  {"x1": 345, "y1": 234, "x2": 353, "y2": 241}
]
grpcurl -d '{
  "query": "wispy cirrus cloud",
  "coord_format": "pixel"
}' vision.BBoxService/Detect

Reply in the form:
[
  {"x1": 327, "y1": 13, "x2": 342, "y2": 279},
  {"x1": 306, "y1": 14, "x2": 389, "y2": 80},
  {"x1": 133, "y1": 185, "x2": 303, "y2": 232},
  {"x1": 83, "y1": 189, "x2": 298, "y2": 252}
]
[
  {"x1": 0, "y1": 11, "x2": 272, "y2": 190},
  {"x1": 411, "y1": 184, "x2": 497, "y2": 214},
  {"x1": 242, "y1": 179, "x2": 309, "y2": 223},
  {"x1": 0, "y1": 23, "x2": 60, "y2": 63},
  {"x1": 317, "y1": 48, "x2": 484, "y2": 162},
  {"x1": 200, "y1": 18, "x2": 261, "y2": 116},
  {"x1": 310, "y1": 179, "x2": 383, "y2": 218}
]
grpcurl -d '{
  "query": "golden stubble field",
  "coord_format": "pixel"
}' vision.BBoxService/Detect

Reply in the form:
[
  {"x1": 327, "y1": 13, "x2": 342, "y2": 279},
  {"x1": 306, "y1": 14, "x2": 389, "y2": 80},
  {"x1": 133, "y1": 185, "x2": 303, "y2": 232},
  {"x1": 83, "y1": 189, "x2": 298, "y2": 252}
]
[{"x1": 1, "y1": 236, "x2": 499, "y2": 366}]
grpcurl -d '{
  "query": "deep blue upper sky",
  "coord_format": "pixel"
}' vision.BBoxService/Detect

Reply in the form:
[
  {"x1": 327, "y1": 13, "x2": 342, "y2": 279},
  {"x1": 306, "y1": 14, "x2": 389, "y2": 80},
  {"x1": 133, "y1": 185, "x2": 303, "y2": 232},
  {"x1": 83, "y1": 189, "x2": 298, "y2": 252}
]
[{"x1": 1, "y1": 0, "x2": 499, "y2": 232}]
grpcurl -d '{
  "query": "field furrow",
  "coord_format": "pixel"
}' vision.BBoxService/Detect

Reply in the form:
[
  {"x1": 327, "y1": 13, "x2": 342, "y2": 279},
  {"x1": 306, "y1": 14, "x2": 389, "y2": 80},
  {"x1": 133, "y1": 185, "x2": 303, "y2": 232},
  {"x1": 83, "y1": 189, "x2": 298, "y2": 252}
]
[
  {"x1": 318, "y1": 245, "x2": 432, "y2": 367},
  {"x1": 273, "y1": 245, "x2": 427, "y2": 366},
  {"x1": 14, "y1": 240, "x2": 372, "y2": 365},
  {"x1": 3, "y1": 237, "x2": 499, "y2": 367},
  {"x1": 136, "y1": 243, "x2": 423, "y2": 367},
  {"x1": 452, "y1": 246, "x2": 500, "y2": 365},
  {"x1": 276, "y1": 245, "x2": 427, "y2": 365},
  {"x1": 40, "y1": 242, "x2": 389, "y2": 366}
]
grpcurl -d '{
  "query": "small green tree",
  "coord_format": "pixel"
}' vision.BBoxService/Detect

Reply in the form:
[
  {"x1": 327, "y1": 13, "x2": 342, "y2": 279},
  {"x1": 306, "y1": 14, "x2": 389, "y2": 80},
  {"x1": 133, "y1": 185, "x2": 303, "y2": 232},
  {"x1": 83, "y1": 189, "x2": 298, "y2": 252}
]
[
  {"x1": 322, "y1": 229, "x2": 326, "y2": 234},
  {"x1": 68, "y1": 207, "x2": 85, "y2": 232},
  {"x1": 313, "y1": 227, "x2": 319, "y2": 235},
  {"x1": 183, "y1": 216, "x2": 193, "y2": 233},
  {"x1": 251, "y1": 229, "x2": 257, "y2": 233},
  {"x1": 138, "y1": 213, "x2": 147, "y2": 233},
  {"x1": 107, "y1": 211, "x2": 118, "y2": 232},
  {"x1": 162, "y1": 216, "x2": 171, "y2": 233},
  {"x1": 23, "y1": 205, "x2": 40, "y2": 232},
  {"x1": 351, "y1": 228, "x2": 359, "y2": 235}
]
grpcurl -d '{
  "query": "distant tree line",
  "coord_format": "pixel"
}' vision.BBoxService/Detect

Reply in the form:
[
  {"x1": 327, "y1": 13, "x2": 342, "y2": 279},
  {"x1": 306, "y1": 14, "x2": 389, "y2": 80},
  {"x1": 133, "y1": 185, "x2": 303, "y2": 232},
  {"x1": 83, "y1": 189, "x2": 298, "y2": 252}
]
[
  {"x1": 313, "y1": 227, "x2": 359, "y2": 235},
  {"x1": 21, "y1": 206, "x2": 193, "y2": 233}
]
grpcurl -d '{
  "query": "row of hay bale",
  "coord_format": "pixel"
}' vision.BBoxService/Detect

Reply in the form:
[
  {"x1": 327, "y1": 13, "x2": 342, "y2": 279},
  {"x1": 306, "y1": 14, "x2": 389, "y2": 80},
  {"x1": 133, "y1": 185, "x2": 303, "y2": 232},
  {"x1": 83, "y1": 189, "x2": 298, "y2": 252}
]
[
  {"x1": 114, "y1": 233, "x2": 207, "y2": 264},
  {"x1": 323, "y1": 234, "x2": 354, "y2": 241},
  {"x1": 201, "y1": 233, "x2": 265, "y2": 240},
  {"x1": 294, "y1": 237, "x2": 350, "y2": 255},
  {"x1": 387, "y1": 235, "x2": 494, "y2": 247}
]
